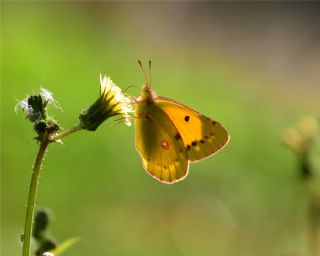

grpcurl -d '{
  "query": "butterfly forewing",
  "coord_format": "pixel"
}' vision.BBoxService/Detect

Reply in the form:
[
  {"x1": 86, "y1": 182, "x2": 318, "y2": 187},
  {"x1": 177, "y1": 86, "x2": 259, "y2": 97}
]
[
  {"x1": 155, "y1": 97, "x2": 230, "y2": 162},
  {"x1": 135, "y1": 101, "x2": 189, "y2": 183}
]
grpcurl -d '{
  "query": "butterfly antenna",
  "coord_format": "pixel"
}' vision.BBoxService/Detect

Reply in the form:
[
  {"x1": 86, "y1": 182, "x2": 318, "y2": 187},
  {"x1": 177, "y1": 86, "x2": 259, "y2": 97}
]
[{"x1": 138, "y1": 60, "x2": 150, "y2": 89}]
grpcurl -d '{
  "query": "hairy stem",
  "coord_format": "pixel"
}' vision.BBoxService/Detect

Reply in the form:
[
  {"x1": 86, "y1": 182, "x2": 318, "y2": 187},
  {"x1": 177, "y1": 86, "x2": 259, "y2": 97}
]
[
  {"x1": 50, "y1": 124, "x2": 82, "y2": 141},
  {"x1": 22, "y1": 139, "x2": 49, "y2": 256}
]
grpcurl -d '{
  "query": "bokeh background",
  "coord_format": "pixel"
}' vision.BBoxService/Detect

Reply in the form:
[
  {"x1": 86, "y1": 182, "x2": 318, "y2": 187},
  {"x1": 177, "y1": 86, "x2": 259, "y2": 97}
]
[{"x1": 2, "y1": 2, "x2": 320, "y2": 256}]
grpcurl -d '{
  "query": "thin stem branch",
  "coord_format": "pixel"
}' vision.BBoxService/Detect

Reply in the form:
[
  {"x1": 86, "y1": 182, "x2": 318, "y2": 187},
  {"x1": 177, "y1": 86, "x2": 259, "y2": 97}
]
[
  {"x1": 22, "y1": 139, "x2": 49, "y2": 256},
  {"x1": 50, "y1": 124, "x2": 82, "y2": 141}
]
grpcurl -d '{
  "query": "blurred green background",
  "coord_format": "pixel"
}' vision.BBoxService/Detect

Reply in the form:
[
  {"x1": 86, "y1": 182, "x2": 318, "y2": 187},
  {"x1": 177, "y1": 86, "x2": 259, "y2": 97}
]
[{"x1": 1, "y1": 2, "x2": 320, "y2": 256}]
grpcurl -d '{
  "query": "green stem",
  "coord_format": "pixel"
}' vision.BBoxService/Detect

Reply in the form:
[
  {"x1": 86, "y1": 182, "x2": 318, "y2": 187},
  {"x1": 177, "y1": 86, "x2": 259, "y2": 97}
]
[
  {"x1": 307, "y1": 190, "x2": 320, "y2": 256},
  {"x1": 50, "y1": 124, "x2": 82, "y2": 141},
  {"x1": 22, "y1": 139, "x2": 49, "y2": 256}
]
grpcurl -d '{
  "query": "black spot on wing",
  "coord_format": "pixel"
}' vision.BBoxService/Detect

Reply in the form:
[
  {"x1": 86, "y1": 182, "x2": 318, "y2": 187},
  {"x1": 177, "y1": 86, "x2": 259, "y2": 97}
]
[
  {"x1": 175, "y1": 133, "x2": 181, "y2": 140},
  {"x1": 192, "y1": 141, "x2": 197, "y2": 146},
  {"x1": 184, "y1": 116, "x2": 190, "y2": 122}
]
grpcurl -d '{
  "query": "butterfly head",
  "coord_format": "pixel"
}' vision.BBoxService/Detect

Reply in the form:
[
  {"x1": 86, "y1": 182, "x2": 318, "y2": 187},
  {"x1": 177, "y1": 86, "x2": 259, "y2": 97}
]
[
  {"x1": 140, "y1": 82, "x2": 157, "y2": 100},
  {"x1": 137, "y1": 60, "x2": 158, "y2": 102}
]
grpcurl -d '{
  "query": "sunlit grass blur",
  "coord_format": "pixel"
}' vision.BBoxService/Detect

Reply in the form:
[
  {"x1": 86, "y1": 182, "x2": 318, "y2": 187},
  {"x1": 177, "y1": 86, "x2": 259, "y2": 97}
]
[{"x1": 2, "y1": 2, "x2": 320, "y2": 256}]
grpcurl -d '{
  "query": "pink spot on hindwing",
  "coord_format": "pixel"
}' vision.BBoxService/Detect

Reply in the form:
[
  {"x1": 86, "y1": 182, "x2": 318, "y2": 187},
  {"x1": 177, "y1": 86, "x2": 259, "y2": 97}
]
[{"x1": 161, "y1": 140, "x2": 170, "y2": 150}]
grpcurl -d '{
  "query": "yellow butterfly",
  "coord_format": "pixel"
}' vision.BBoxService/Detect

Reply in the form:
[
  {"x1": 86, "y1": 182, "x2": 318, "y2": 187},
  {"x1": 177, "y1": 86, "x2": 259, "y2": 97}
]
[{"x1": 135, "y1": 61, "x2": 230, "y2": 184}]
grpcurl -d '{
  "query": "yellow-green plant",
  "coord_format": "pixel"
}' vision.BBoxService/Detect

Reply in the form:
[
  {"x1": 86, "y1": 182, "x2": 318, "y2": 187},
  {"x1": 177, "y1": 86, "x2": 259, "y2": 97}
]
[
  {"x1": 16, "y1": 75, "x2": 133, "y2": 256},
  {"x1": 283, "y1": 116, "x2": 320, "y2": 256}
]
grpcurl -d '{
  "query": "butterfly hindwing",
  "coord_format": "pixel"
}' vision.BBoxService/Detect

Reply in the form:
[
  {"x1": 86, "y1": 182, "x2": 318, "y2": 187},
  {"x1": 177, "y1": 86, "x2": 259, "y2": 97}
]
[
  {"x1": 155, "y1": 97, "x2": 230, "y2": 162},
  {"x1": 135, "y1": 101, "x2": 189, "y2": 183}
]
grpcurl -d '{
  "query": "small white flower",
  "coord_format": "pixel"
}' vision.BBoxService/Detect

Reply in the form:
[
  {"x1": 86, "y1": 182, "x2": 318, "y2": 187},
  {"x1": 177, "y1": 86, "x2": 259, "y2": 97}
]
[
  {"x1": 79, "y1": 74, "x2": 134, "y2": 131},
  {"x1": 99, "y1": 74, "x2": 134, "y2": 126},
  {"x1": 40, "y1": 87, "x2": 54, "y2": 103},
  {"x1": 42, "y1": 252, "x2": 54, "y2": 256},
  {"x1": 15, "y1": 97, "x2": 30, "y2": 113},
  {"x1": 40, "y1": 87, "x2": 62, "y2": 110},
  {"x1": 15, "y1": 96, "x2": 36, "y2": 121},
  {"x1": 100, "y1": 74, "x2": 112, "y2": 94},
  {"x1": 124, "y1": 116, "x2": 132, "y2": 126},
  {"x1": 16, "y1": 87, "x2": 63, "y2": 122}
]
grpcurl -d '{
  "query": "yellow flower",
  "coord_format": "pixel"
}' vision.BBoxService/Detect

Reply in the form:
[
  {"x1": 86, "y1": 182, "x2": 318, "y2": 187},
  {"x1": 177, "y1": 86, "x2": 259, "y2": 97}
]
[
  {"x1": 282, "y1": 116, "x2": 319, "y2": 153},
  {"x1": 79, "y1": 74, "x2": 134, "y2": 131}
]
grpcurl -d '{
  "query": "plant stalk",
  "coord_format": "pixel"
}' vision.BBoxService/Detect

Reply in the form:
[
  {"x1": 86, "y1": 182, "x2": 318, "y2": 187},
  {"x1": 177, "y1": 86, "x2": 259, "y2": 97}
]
[
  {"x1": 22, "y1": 139, "x2": 49, "y2": 256},
  {"x1": 50, "y1": 124, "x2": 82, "y2": 141},
  {"x1": 307, "y1": 189, "x2": 320, "y2": 256}
]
